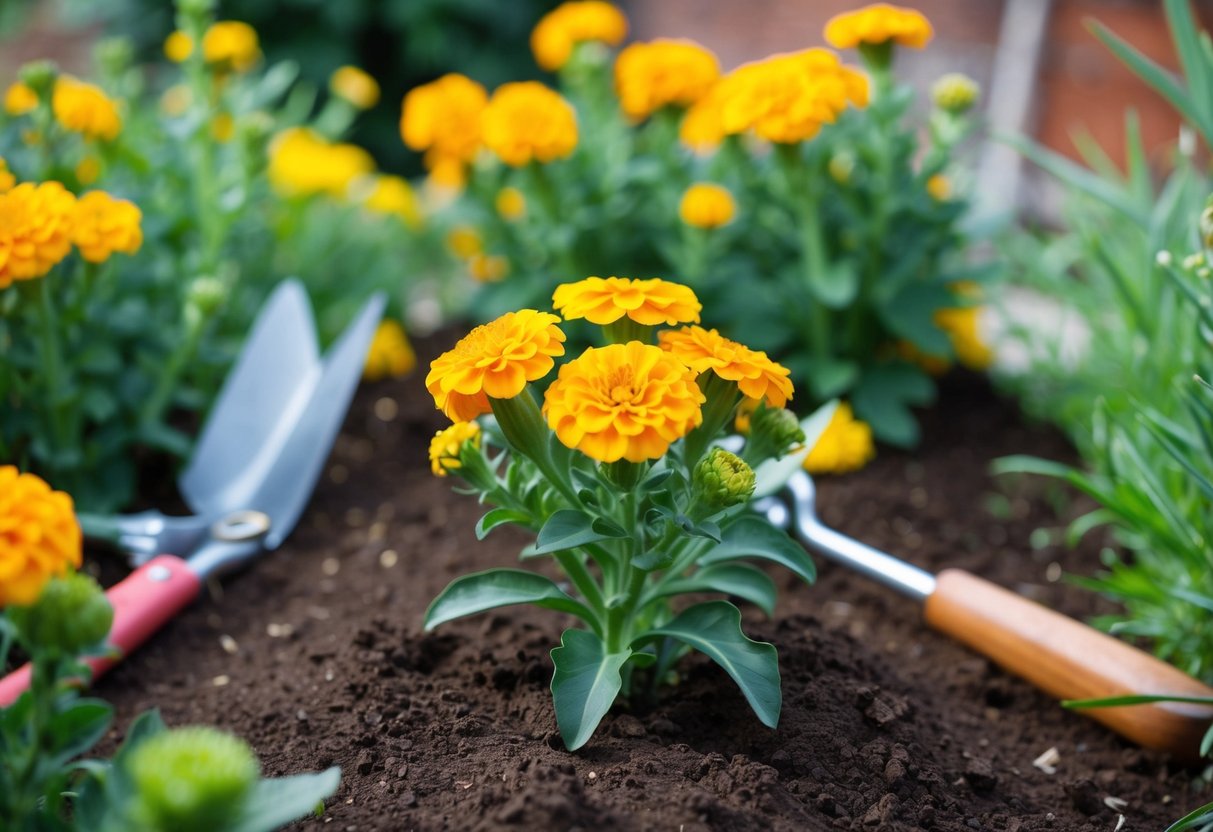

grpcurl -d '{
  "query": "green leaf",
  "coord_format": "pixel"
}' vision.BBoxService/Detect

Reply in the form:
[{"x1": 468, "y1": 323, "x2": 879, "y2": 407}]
[
  {"x1": 550, "y1": 629, "x2": 630, "y2": 750},
  {"x1": 661, "y1": 563, "x2": 778, "y2": 616},
  {"x1": 48, "y1": 698, "x2": 112, "y2": 763},
  {"x1": 799, "y1": 357, "x2": 860, "y2": 400},
  {"x1": 634, "y1": 601, "x2": 781, "y2": 728},
  {"x1": 809, "y1": 261, "x2": 859, "y2": 309},
  {"x1": 475, "y1": 508, "x2": 531, "y2": 540},
  {"x1": 228, "y1": 767, "x2": 342, "y2": 832},
  {"x1": 530, "y1": 509, "x2": 629, "y2": 555},
  {"x1": 424, "y1": 569, "x2": 593, "y2": 630},
  {"x1": 851, "y1": 364, "x2": 935, "y2": 448},
  {"x1": 701, "y1": 515, "x2": 816, "y2": 584},
  {"x1": 877, "y1": 283, "x2": 955, "y2": 356},
  {"x1": 1165, "y1": 800, "x2": 1213, "y2": 832}
]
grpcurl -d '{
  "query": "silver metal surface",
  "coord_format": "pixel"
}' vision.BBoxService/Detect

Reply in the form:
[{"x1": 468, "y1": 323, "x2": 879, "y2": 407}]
[
  {"x1": 763, "y1": 471, "x2": 937, "y2": 602},
  {"x1": 211, "y1": 510, "x2": 272, "y2": 542}
]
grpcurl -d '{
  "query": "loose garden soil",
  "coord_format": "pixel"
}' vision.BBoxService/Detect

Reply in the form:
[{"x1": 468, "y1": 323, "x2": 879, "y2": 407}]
[{"x1": 87, "y1": 333, "x2": 1208, "y2": 831}]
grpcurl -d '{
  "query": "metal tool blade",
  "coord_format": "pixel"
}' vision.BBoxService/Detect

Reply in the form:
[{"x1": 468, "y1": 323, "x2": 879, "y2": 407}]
[{"x1": 180, "y1": 279, "x2": 321, "y2": 518}]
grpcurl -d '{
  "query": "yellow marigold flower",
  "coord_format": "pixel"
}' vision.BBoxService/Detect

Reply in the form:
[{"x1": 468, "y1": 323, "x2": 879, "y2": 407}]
[
  {"x1": 926, "y1": 173, "x2": 951, "y2": 201},
  {"x1": 496, "y1": 186, "x2": 526, "y2": 221},
  {"x1": 824, "y1": 4, "x2": 933, "y2": 50},
  {"x1": 268, "y1": 127, "x2": 374, "y2": 198},
  {"x1": 75, "y1": 155, "x2": 100, "y2": 185},
  {"x1": 0, "y1": 466, "x2": 82, "y2": 608},
  {"x1": 446, "y1": 225, "x2": 482, "y2": 259},
  {"x1": 53, "y1": 77, "x2": 121, "y2": 142},
  {"x1": 469, "y1": 253, "x2": 509, "y2": 283},
  {"x1": 932, "y1": 72, "x2": 978, "y2": 114},
  {"x1": 426, "y1": 310, "x2": 566, "y2": 422},
  {"x1": 531, "y1": 1, "x2": 628, "y2": 72},
  {"x1": 364, "y1": 319, "x2": 417, "y2": 382},
  {"x1": 0, "y1": 158, "x2": 14, "y2": 193},
  {"x1": 658, "y1": 325, "x2": 794, "y2": 408},
  {"x1": 679, "y1": 92, "x2": 726, "y2": 153},
  {"x1": 0, "y1": 181, "x2": 77, "y2": 289},
  {"x1": 553, "y1": 276, "x2": 701, "y2": 327},
  {"x1": 203, "y1": 21, "x2": 261, "y2": 73},
  {"x1": 72, "y1": 190, "x2": 142, "y2": 264},
  {"x1": 803, "y1": 403, "x2": 874, "y2": 474},
  {"x1": 429, "y1": 421, "x2": 482, "y2": 477},
  {"x1": 164, "y1": 30, "x2": 193, "y2": 63},
  {"x1": 482, "y1": 82, "x2": 578, "y2": 167},
  {"x1": 543, "y1": 342, "x2": 704, "y2": 463},
  {"x1": 330, "y1": 65, "x2": 380, "y2": 109},
  {"x1": 401, "y1": 74, "x2": 487, "y2": 180},
  {"x1": 679, "y1": 182, "x2": 735, "y2": 229},
  {"x1": 5, "y1": 81, "x2": 37, "y2": 116},
  {"x1": 614, "y1": 39, "x2": 720, "y2": 121},
  {"x1": 934, "y1": 306, "x2": 992, "y2": 370},
  {"x1": 362, "y1": 175, "x2": 422, "y2": 228}
]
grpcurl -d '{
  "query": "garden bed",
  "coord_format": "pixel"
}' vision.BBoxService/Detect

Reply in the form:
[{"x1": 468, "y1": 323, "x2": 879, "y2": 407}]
[{"x1": 90, "y1": 335, "x2": 1204, "y2": 832}]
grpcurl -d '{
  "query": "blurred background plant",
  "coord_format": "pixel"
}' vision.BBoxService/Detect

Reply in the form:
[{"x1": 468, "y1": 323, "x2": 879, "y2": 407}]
[{"x1": 996, "y1": 0, "x2": 1213, "y2": 684}]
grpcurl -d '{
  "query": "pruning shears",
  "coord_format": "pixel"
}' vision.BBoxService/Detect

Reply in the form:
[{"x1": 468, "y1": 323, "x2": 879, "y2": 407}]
[{"x1": 0, "y1": 279, "x2": 384, "y2": 705}]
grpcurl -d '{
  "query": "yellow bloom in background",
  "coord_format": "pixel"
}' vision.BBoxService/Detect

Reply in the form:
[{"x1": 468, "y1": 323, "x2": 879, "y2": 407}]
[
  {"x1": 330, "y1": 65, "x2": 380, "y2": 110},
  {"x1": 5, "y1": 82, "x2": 37, "y2": 116},
  {"x1": 164, "y1": 30, "x2": 193, "y2": 63},
  {"x1": 934, "y1": 306, "x2": 993, "y2": 370},
  {"x1": 824, "y1": 4, "x2": 933, "y2": 50},
  {"x1": 202, "y1": 21, "x2": 261, "y2": 73},
  {"x1": 426, "y1": 310, "x2": 566, "y2": 421},
  {"x1": 531, "y1": 1, "x2": 628, "y2": 72},
  {"x1": 75, "y1": 156, "x2": 100, "y2": 185},
  {"x1": 446, "y1": 225, "x2": 483, "y2": 259},
  {"x1": 362, "y1": 175, "x2": 422, "y2": 228},
  {"x1": 0, "y1": 181, "x2": 77, "y2": 288},
  {"x1": 53, "y1": 77, "x2": 122, "y2": 142},
  {"x1": 429, "y1": 421, "x2": 482, "y2": 477},
  {"x1": 482, "y1": 82, "x2": 578, "y2": 167},
  {"x1": 0, "y1": 465, "x2": 82, "y2": 608},
  {"x1": 496, "y1": 186, "x2": 526, "y2": 221},
  {"x1": 679, "y1": 182, "x2": 735, "y2": 229},
  {"x1": 364, "y1": 319, "x2": 417, "y2": 382},
  {"x1": 679, "y1": 93, "x2": 726, "y2": 153},
  {"x1": 658, "y1": 325, "x2": 794, "y2": 407},
  {"x1": 543, "y1": 341, "x2": 705, "y2": 463},
  {"x1": 469, "y1": 254, "x2": 509, "y2": 283},
  {"x1": 211, "y1": 112, "x2": 235, "y2": 142},
  {"x1": 614, "y1": 39, "x2": 720, "y2": 121},
  {"x1": 401, "y1": 74, "x2": 487, "y2": 183},
  {"x1": 895, "y1": 339, "x2": 949, "y2": 376},
  {"x1": 803, "y1": 403, "x2": 875, "y2": 475},
  {"x1": 932, "y1": 72, "x2": 979, "y2": 114},
  {"x1": 926, "y1": 173, "x2": 951, "y2": 201},
  {"x1": 553, "y1": 276, "x2": 701, "y2": 326},
  {"x1": 734, "y1": 396, "x2": 759, "y2": 434},
  {"x1": 0, "y1": 158, "x2": 14, "y2": 192},
  {"x1": 72, "y1": 191, "x2": 142, "y2": 264},
  {"x1": 267, "y1": 127, "x2": 374, "y2": 198}
]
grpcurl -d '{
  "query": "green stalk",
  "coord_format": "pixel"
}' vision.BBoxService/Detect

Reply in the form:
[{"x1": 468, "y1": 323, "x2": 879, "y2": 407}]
[
  {"x1": 140, "y1": 305, "x2": 208, "y2": 428},
  {"x1": 25, "y1": 279, "x2": 71, "y2": 475},
  {"x1": 776, "y1": 144, "x2": 832, "y2": 361}
]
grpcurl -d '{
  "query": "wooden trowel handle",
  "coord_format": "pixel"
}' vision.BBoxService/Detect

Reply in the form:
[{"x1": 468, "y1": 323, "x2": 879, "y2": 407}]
[{"x1": 923, "y1": 569, "x2": 1213, "y2": 762}]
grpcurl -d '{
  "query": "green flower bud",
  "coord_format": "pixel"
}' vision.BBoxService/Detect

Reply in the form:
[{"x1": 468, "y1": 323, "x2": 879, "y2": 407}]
[
  {"x1": 931, "y1": 73, "x2": 979, "y2": 115},
  {"x1": 19, "y1": 60, "x2": 59, "y2": 99},
  {"x1": 127, "y1": 726, "x2": 260, "y2": 832},
  {"x1": 186, "y1": 276, "x2": 226, "y2": 318},
  {"x1": 693, "y1": 448, "x2": 756, "y2": 510},
  {"x1": 95, "y1": 37, "x2": 134, "y2": 77},
  {"x1": 750, "y1": 405, "x2": 805, "y2": 461},
  {"x1": 828, "y1": 152, "x2": 855, "y2": 185},
  {"x1": 8, "y1": 573, "x2": 113, "y2": 655}
]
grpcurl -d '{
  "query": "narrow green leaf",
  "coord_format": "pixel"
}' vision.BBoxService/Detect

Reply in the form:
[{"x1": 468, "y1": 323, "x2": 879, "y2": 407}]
[
  {"x1": 701, "y1": 515, "x2": 816, "y2": 584},
  {"x1": 1063, "y1": 693, "x2": 1213, "y2": 709},
  {"x1": 550, "y1": 629, "x2": 630, "y2": 750},
  {"x1": 475, "y1": 508, "x2": 531, "y2": 540},
  {"x1": 531, "y1": 509, "x2": 629, "y2": 555},
  {"x1": 661, "y1": 563, "x2": 778, "y2": 617},
  {"x1": 228, "y1": 768, "x2": 342, "y2": 832},
  {"x1": 635, "y1": 601, "x2": 781, "y2": 728},
  {"x1": 424, "y1": 569, "x2": 593, "y2": 630},
  {"x1": 1165, "y1": 800, "x2": 1213, "y2": 832},
  {"x1": 1165, "y1": 0, "x2": 1213, "y2": 134},
  {"x1": 1000, "y1": 132, "x2": 1147, "y2": 224}
]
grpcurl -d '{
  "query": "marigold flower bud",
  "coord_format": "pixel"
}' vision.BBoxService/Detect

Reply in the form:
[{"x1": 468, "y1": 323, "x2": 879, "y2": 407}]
[
  {"x1": 19, "y1": 60, "x2": 58, "y2": 99},
  {"x1": 828, "y1": 152, "x2": 855, "y2": 184},
  {"x1": 202, "y1": 21, "x2": 261, "y2": 73},
  {"x1": 693, "y1": 448, "x2": 756, "y2": 510},
  {"x1": 8, "y1": 573, "x2": 113, "y2": 654},
  {"x1": 164, "y1": 31, "x2": 194, "y2": 63},
  {"x1": 931, "y1": 72, "x2": 979, "y2": 114},
  {"x1": 746, "y1": 404, "x2": 805, "y2": 463},
  {"x1": 679, "y1": 182, "x2": 735, "y2": 229},
  {"x1": 96, "y1": 37, "x2": 134, "y2": 77},
  {"x1": 429, "y1": 421, "x2": 482, "y2": 477},
  {"x1": 186, "y1": 276, "x2": 226, "y2": 317},
  {"x1": 127, "y1": 726, "x2": 260, "y2": 832},
  {"x1": 330, "y1": 65, "x2": 380, "y2": 110}
]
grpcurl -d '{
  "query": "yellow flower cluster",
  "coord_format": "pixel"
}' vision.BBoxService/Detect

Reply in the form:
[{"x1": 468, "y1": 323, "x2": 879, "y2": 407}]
[
  {"x1": 363, "y1": 320, "x2": 417, "y2": 382},
  {"x1": 72, "y1": 191, "x2": 143, "y2": 263},
  {"x1": 4, "y1": 81, "x2": 37, "y2": 116},
  {"x1": 803, "y1": 403, "x2": 875, "y2": 474},
  {"x1": 0, "y1": 466, "x2": 82, "y2": 608},
  {"x1": 362, "y1": 174, "x2": 422, "y2": 228},
  {"x1": 330, "y1": 65, "x2": 380, "y2": 110},
  {"x1": 824, "y1": 4, "x2": 934, "y2": 50},
  {"x1": 531, "y1": 1, "x2": 628, "y2": 71},
  {"x1": 658, "y1": 325, "x2": 793, "y2": 408},
  {"x1": 400, "y1": 73, "x2": 487, "y2": 187},
  {"x1": 482, "y1": 82, "x2": 579, "y2": 167},
  {"x1": 614, "y1": 39, "x2": 720, "y2": 121},
  {"x1": 268, "y1": 127, "x2": 374, "y2": 198},
  {"x1": 164, "y1": 21, "x2": 261, "y2": 72},
  {"x1": 0, "y1": 182, "x2": 77, "y2": 288},
  {"x1": 553, "y1": 276, "x2": 701, "y2": 326},
  {"x1": 52, "y1": 77, "x2": 122, "y2": 141},
  {"x1": 429, "y1": 421, "x2": 482, "y2": 477},
  {"x1": 679, "y1": 182, "x2": 735, "y2": 229}
]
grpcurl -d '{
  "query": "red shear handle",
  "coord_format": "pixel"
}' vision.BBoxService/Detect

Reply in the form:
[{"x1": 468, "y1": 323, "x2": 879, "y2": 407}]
[{"x1": 0, "y1": 555, "x2": 201, "y2": 707}]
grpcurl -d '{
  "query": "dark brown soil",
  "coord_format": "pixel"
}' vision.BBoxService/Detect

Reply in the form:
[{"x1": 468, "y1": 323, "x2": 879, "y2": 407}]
[{"x1": 88, "y1": 334, "x2": 1209, "y2": 832}]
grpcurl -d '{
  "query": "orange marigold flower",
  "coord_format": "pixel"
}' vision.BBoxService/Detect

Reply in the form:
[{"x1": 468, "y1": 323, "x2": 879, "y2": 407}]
[
  {"x1": 72, "y1": 191, "x2": 142, "y2": 264},
  {"x1": 52, "y1": 77, "x2": 121, "y2": 142},
  {"x1": 0, "y1": 181, "x2": 77, "y2": 289},
  {"x1": 803, "y1": 403, "x2": 874, "y2": 474},
  {"x1": 202, "y1": 21, "x2": 261, "y2": 72},
  {"x1": 0, "y1": 157, "x2": 14, "y2": 192},
  {"x1": 401, "y1": 74, "x2": 487, "y2": 180},
  {"x1": 164, "y1": 30, "x2": 193, "y2": 63},
  {"x1": 330, "y1": 65, "x2": 380, "y2": 110},
  {"x1": 5, "y1": 82, "x2": 38, "y2": 116},
  {"x1": 426, "y1": 310, "x2": 566, "y2": 421},
  {"x1": 362, "y1": 174, "x2": 422, "y2": 228},
  {"x1": 268, "y1": 127, "x2": 374, "y2": 198},
  {"x1": 0, "y1": 466, "x2": 82, "y2": 608},
  {"x1": 658, "y1": 325, "x2": 794, "y2": 407},
  {"x1": 531, "y1": 1, "x2": 628, "y2": 72},
  {"x1": 364, "y1": 319, "x2": 417, "y2": 382},
  {"x1": 614, "y1": 39, "x2": 720, "y2": 121},
  {"x1": 543, "y1": 342, "x2": 704, "y2": 463},
  {"x1": 482, "y1": 81, "x2": 578, "y2": 167},
  {"x1": 679, "y1": 182, "x2": 735, "y2": 229},
  {"x1": 934, "y1": 305, "x2": 992, "y2": 370},
  {"x1": 679, "y1": 91, "x2": 726, "y2": 153},
  {"x1": 824, "y1": 4, "x2": 933, "y2": 50},
  {"x1": 429, "y1": 421, "x2": 482, "y2": 477},
  {"x1": 553, "y1": 276, "x2": 701, "y2": 326}
]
